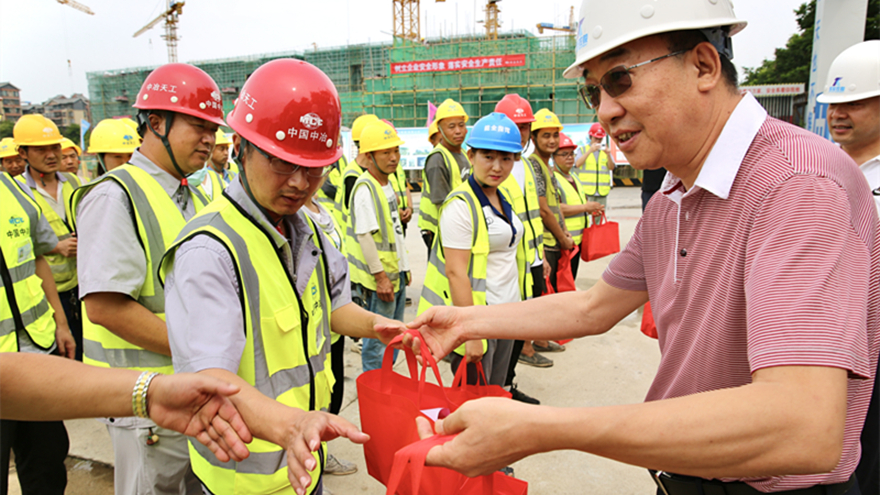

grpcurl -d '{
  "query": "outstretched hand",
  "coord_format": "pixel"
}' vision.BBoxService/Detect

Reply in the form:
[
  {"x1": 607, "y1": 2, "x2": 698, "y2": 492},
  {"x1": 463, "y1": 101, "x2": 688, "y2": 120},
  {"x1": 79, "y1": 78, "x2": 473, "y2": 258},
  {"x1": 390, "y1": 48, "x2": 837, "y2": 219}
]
[
  {"x1": 284, "y1": 411, "x2": 369, "y2": 495},
  {"x1": 402, "y1": 306, "x2": 469, "y2": 363},
  {"x1": 147, "y1": 374, "x2": 253, "y2": 463}
]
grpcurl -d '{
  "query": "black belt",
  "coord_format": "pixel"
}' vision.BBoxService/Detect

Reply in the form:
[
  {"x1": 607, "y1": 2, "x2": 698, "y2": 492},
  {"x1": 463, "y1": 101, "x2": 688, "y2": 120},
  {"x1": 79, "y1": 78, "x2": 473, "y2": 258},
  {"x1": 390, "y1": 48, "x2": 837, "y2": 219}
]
[{"x1": 650, "y1": 471, "x2": 856, "y2": 495}]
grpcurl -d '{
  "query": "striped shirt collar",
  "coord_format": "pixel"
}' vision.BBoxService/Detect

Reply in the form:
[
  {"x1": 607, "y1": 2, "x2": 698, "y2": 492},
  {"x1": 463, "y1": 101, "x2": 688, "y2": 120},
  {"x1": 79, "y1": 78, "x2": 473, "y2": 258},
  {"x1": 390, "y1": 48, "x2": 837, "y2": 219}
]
[{"x1": 661, "y1": 93, "x2": 767, "y2": 202}]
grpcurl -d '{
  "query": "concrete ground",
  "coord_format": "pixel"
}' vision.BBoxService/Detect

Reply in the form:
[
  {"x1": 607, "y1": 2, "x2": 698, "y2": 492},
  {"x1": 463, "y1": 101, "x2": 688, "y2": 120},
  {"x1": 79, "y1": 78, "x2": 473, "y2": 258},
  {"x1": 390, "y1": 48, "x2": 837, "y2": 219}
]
[{"x1": 9, "y1": 186, "x2": 659, "y2": 495}]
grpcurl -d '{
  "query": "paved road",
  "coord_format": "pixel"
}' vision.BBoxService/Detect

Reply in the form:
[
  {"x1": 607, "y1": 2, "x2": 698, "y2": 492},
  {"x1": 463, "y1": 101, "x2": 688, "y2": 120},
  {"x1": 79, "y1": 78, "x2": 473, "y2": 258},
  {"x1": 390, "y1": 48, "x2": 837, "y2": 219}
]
[{"x1": 10, "y1": 186, "x2": 660, "y2": 495}]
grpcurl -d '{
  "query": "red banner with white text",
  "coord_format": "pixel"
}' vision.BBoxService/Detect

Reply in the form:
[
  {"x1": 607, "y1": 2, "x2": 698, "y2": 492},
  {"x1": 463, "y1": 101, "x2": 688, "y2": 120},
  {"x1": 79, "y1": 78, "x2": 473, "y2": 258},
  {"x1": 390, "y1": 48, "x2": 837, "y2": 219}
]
[{"x1": 391, "y1": 54, "x2": 526, "y2": 75}]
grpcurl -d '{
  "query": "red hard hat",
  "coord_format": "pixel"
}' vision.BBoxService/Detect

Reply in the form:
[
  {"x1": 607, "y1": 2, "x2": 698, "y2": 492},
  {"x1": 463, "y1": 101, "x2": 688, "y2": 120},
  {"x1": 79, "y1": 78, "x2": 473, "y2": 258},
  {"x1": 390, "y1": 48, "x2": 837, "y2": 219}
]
[
  {"x1": 558, "y1": 132, "x2": 577, "y2": 150},
  {"x1": 494, "y1": 94, "x2": 535, "y2": 124},
  {"x1": 589, "y1": 123, "x2": 606, "y2": 139},
  {"x1": 133, "y1": 63, "x2": 225, "y2": 127},
  {"x1": 227, "y1": 59, "x2": 343, "y2": 168}
]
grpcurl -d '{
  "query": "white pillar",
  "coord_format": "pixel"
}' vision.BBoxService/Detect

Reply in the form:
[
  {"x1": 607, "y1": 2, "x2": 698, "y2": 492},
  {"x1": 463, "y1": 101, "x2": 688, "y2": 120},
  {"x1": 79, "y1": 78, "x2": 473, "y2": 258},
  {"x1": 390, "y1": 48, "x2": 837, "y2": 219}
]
[{"x1": 807, "y1": 0, "x2": 868, "y2": 138}]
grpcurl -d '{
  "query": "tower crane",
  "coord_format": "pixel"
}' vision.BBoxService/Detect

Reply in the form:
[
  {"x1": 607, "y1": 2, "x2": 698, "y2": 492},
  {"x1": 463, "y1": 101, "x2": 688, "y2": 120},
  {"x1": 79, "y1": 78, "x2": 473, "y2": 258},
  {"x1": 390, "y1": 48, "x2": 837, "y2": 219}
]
[
  {"x1": 536, "y1": 6, "x2": 576, "y2": 35},
  {"x1": 134, "y1": 0, "x2": 185, "y2": 63},
  {"x1": 483, "y1": 0, "x2": 501, "y2": 40},
  {"x1": 56, "y1": 0, "x2": 94, "y2": 15}
]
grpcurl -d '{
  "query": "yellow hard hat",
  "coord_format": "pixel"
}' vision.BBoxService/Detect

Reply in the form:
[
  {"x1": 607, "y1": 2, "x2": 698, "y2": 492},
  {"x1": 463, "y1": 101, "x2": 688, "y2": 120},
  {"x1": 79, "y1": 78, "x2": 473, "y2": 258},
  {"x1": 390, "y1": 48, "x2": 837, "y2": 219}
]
[
  {"x1": 434, "y1": 99, "x2": 468, "y2": 123},
  {"x1": 88, "y1": 119, "x2": 141, "y2": 154},
  {"x1": 428, "y1": 119, "x2": 439, "y2": 136},
  {"x1": 0, "y1": 138, "x2": 18, "y2": 159},
  {"x1": 120, "y1": 118, "x2": 140, "y2": 134},
  {"x1": 531, "y1": 108, "x2": 563, "y2": 131},
  {"x1": 215, "y1": 128, "x2": 233, "y2": 146},
  {"x1": 61, "y1": 137, "x2": 82, "y2": 155},
  {"x1": 359, "y1": 120, "x2": 405, "y2": 154},
  {"x1": 351, "y1": 114, "x2": 380, "y2": 142},
  {"x1": 13, "y1": 115, "x2": 64, "y2": 146}
]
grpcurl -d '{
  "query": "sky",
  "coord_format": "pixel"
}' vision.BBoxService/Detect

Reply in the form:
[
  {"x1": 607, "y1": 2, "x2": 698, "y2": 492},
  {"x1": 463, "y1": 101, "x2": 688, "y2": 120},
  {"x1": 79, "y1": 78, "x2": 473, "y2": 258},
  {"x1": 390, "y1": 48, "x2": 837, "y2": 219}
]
[{"x1": 0, "y1": 0, "x2": 808, "y2": 104}]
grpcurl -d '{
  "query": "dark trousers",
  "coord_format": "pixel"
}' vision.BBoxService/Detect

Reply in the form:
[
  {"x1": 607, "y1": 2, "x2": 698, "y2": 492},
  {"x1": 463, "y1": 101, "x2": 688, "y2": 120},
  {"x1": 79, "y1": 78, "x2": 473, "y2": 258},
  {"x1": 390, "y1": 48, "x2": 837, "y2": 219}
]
[
  {"x1": 59, "y1": 286, "x2": 82, "y2": 361},
  {"x1": 856, "y1": 353, "x2": 880, "y2": 495},
  {"x1": 329, "y1": 336, "x2": 345, "y2": 415},
  {"x1": 504, "y1": 265, "x2": 545, "y2": 387},
  {"x1": 0, "y1": 419, "x2": 68, "y2": 495}
]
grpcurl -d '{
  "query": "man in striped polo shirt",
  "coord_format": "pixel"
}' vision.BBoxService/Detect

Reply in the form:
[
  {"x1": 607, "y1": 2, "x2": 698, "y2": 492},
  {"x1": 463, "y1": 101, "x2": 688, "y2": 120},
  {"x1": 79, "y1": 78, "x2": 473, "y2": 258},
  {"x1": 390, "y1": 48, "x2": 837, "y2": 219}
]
[{"x1": 403, "y1": 1, "x2": 880, "y2": 494}]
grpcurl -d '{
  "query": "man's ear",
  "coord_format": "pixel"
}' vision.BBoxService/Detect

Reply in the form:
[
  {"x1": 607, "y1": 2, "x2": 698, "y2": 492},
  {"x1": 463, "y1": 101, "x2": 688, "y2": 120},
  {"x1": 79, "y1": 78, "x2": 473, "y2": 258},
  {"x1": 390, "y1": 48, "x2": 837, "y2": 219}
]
[{"x1": 692, "y1": 42, "x2": 724, "y2": 94}]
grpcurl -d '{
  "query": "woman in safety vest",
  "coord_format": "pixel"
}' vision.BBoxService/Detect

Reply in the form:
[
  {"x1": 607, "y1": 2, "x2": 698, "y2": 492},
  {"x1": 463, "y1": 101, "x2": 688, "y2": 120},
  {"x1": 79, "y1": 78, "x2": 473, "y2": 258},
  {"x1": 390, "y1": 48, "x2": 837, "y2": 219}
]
[
  {"x1": 418, "y1": 112, "x2": 529, "y2": 386},
  {"x1": 552, "y1": 133, "x2": 604, "y2": 286}
]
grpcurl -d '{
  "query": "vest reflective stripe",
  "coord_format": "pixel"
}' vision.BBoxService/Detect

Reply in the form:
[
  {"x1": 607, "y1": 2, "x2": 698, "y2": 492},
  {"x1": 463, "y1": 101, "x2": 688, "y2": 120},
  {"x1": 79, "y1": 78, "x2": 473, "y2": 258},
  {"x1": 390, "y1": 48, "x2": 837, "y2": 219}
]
[
  {"x1": 579, "y1": 151, "x2": 612, "y2": 197},
  {"x1": 500, "y1": 160, "x2": 544, "y2": 276},
  {"x1": 346, "y1": 172, "x2": 401, "y2": 292},
  {"x1": 199, "y1": 169, "x2": 225, "y2": 202},
  {"x1": 29, "y1": 173, "x2": 80, "y2": 292},
  {"x1": 0, "y1": 173, "x2": 56, "y2": 352},
  {"x1": 160, "y1": 195, "x2": 332, "y2": 494},
  {"x1": 417, "y1": 145, "x2": 469, "y2": 235},
  {"x1": 530, "y1": 154, "x2": 565, "y2": 248},
  {"x1": 70, "y1": 165, "x2": 207, "y2": 374},
  {"x1": 554, "y1": 171, "x2": 587, "y2": 245},
  {"x1": 417, "y1": 183, "x2": 529, "y2": 354}
]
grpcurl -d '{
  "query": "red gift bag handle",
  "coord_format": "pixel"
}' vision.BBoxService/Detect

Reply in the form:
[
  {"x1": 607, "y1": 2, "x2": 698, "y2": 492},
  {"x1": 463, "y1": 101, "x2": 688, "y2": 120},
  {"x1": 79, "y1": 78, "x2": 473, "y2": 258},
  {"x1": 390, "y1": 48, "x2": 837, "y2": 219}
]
[
  {"x1": 451, "y1": 360, "x2": 489, "y2": 392},
  {"x1": 380, "y1": 329, "x2": 450, "y2": 407},
  {"x1": 385, "y1": 434, "x2": 456, "y2": 495}
]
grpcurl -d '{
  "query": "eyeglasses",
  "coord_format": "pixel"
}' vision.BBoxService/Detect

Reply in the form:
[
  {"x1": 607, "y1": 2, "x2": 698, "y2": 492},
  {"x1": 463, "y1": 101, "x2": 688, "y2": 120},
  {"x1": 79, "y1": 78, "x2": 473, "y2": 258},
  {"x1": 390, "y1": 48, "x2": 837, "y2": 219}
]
[
  {"x1": 578, "y1": 50, "x2": 689, "y2": 109},
  {"x1": 554, "y1": 151, "x2": 575, "y2": 159},
  {"x1": 250, "y1": 142, "x2": 332, "y2": 178}
]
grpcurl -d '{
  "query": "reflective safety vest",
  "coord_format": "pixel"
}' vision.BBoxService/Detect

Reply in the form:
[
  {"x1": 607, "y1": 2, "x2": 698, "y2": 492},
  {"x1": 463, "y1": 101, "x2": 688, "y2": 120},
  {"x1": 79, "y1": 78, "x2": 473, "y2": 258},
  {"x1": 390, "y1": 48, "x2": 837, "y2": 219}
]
[
  {"x1": 554, "y1": 170, "x2": 587, "y2": 245},
  {"x1": 499, "y1": 160, "x2": 544, "y2": 278},
  {"x1": 0, "y1": 173, "x2": 56, "y2": 353},
  {"x1": 198, "y1": 168, "x2": 225, "y2": 202},
  {"x1": 160, "y1": 195, "x2": 333, "y2": 495},
  {"x1": 70, "y1": 165, "x2": 208, "y2": 374},
  {"x1": 346, "y1": 171, "x2": 401, "y2": 293},
  {"x1": 418, "y1": 181, "x2": 530, "y2": 354},
  {"x1": 226, "y1": 160, "x2": 240, "y2": 176},
  {"x1": 529, "y1": 154, "x2": 565, "y2": 248},
  {"x1": 317, "y1": 155, "x2": 347, "y2": 229},
  {"x1": 308, "y1": 201, "x2": 347, "y2": 345},
  {"x1": 577, "y1": 149, "x2": 612, "y2": 197},
  {"x1": 417, "y1": 145, "x2": 470, "y2": 237},
  {"x1": 390, "y1": 166, "x2": 409, "y2": 209},
  {"x1": 335, "y1": 158, "x2": 364, "y2": 227},
  {"x1": 28, "y1": 172, "x2": 81, "y2": 292}
]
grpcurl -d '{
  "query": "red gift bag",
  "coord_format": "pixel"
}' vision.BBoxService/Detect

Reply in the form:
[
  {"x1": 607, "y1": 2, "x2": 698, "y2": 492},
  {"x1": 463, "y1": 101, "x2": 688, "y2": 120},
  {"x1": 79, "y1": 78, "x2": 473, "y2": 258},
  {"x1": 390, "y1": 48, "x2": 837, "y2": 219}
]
[
  {"x1": 556, "y1": 246, "x2": 579, "y2": 293},
  {"x1": 581, "y1": 212, "x2": 620, "y2": 262},
  {"x1": 446, "y1": 361, "x2": 511, "y2": 407},
  {"x1": 359, "y1": 330, "x2": 497, "y2": 495},
  {"x1": 641, "y1": 302, "x2": 658, "y2": 339},
  {"x1": 386, "y1": 435, "x2": 528, "y2": 495}
]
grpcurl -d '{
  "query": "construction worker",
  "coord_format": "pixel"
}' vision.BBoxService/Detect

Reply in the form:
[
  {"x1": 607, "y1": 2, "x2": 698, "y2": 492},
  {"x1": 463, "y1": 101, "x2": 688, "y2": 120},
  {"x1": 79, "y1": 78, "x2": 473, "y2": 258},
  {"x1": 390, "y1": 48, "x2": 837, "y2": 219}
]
[
  {"x1": 418, "y1": 98, "x2": 471, "y2": 253},
  {"x1": 197, "y1": 128, "x2": 235, "y2": 201},
  {"x1": 316, "y1": 130, "x2": 347, "y2": 222},
  {"x1": 418, "y1": 112, "x2": 527, "y2": 389},
  {"x1": 575, "y1": 122, "x2": 615, "y2": 222},
  {"x1": 160, "y1": 58, "x2": 402, "y2": 495},
  {"x1": 87, "y1": 118, "x2": 141, "y2": 176},
  {"x1": 0, "y1": 137, "x2": 25, "y2": 177},
  {"x1": 71, "y1": 63, "x2": 221, "y2": 495},
  {"x1": 0, "y1": 168, "x2": 76, "y2": 494},
  {"x1": 347, "y1": 119, "x2": 411, "y2": 373},
  {"x1": 817, "y1": 39, "x2": 880, "y2": 495},
  {"x1": 493, "y1": 93, "x2": 546, "y2": 399},
  {"x1": 15, "y1": 115, "x2": 84, "y2": 361},
  {"x1": 60, "y1": 138, "x2": 82, "y2": 176},
  {"x1": 552, "y1": 132, "x2": 604, "y2": 284}
]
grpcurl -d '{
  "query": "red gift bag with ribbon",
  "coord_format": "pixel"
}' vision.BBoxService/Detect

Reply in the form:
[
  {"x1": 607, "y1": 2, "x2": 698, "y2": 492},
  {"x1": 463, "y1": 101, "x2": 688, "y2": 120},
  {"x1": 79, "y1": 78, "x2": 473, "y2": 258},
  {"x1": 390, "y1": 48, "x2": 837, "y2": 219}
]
[
  {"x1": 358, "y1": 330, "x2": 483, "y2": 494},
  {"x1": 386, "y1": 435, "x2": 528, "y2": 495},
  {"x1": 581, "y1": 213, "x2": 620, "y2": 262}
]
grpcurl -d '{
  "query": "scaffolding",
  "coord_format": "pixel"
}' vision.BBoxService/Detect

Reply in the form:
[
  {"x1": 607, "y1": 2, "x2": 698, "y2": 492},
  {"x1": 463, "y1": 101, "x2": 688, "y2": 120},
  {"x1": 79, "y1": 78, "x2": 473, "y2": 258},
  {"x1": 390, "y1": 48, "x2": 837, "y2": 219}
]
[{"x1": 86, "y1": 31, "x2": 593, "y2": 130}]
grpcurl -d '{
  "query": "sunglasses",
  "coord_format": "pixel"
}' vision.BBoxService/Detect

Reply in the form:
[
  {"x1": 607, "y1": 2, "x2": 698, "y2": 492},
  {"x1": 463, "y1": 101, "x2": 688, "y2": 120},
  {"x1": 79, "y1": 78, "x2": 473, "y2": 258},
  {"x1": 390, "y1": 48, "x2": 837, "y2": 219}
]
[
  {"x1": 250, "y1": 142, "x2": 332, "y2": 178},
  {"x1": 578, "y1": 49, "x2": 689, "y2": 110}
]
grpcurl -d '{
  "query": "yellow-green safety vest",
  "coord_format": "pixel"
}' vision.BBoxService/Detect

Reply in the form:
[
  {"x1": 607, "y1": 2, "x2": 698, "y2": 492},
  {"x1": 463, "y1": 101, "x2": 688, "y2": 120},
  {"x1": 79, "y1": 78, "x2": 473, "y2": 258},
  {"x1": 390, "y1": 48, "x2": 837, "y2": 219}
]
[
  {"x1": 577, "y1": 149, "x2": 612, "y2": 197},
  {"x1": 0, "y1": 173, "x2": 56, "y2": 353},
  {"x1": 553, "y1": 170, "x2": 588, "y2": 245},
  {"x1": 70, "y1": 165, "x2": 208, "y2": 374},
  {"x1": 499, "y1": 160, "x2": 544, "y2": 275},
  {"x1": 227, "y1": 160, "x2": 240, "y2": 176},
  {"x1": 198, "y1": 168, "x2": 225, "y2": 202},
  {"x1": 317, "y1": 155, "x2": 348, "y2": 229},
  {"x1": 335, "y1": 158, "x2": 364, "y2": 226},
  {"x1": 390, "y1": 166, "x2": 409, "y2": 209},
  {"x1": 345, "y1": 171, "x2": 401, "y2": 293},
  {"x1": 529, "y1": 154, "x2": 565, "y2": 248},
  {"x1": 417, "y1": 145, "x2": 470, "y2": 236},
  {"x1": 310, "y1": 201, "x2": 347, "y2": 345},
  {"x1": 417, "y1": 181, "x2": 530, "y2": 355},
  {"x1": 28, "y1": 172, "x2": 81, "y2": 292},
  {"x1": 159, "y1": 195, "x2": 333, "y2": 495}
]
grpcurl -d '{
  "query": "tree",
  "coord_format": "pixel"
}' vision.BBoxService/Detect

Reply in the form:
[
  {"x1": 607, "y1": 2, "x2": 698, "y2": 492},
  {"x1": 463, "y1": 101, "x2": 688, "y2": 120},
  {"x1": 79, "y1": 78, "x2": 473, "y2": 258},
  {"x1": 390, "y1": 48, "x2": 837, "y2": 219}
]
[
  {"x1": 61, "y1": 123, "x2": 80, "y2": 144},
  {"x1": 0, "y1": 120, "x2": 13, "y2": 139},
  {"x1": 743, "y1": 0, "x2": 879, "y2": 85}
]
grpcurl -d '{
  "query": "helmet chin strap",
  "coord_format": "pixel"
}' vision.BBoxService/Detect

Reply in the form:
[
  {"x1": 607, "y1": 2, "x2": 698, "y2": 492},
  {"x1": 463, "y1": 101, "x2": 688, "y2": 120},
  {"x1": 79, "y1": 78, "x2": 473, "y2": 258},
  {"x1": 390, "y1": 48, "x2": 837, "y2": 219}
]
[
  {"x1": 145, "y1": 111, "x2": 191, "y2": 211},
  {"x1": 439, "y1": 125, "x2": 458, "y2": 149},
  {"x1": 96, "y1": 154, "x2": 107, "y2": 176},
  {"x1": 237, "y1": 138, "x2": 284, "y2": 228}
]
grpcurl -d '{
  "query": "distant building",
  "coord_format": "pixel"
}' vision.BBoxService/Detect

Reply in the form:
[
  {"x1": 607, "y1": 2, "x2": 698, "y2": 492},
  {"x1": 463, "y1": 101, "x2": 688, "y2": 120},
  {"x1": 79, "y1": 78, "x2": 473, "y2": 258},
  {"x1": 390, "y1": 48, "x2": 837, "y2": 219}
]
[
  {"x1": 0, "y1": 83, "x2": 22, "y2": 122},
  {"x1": 42, "y1": 94, "x2": 91, "y2": 129}
]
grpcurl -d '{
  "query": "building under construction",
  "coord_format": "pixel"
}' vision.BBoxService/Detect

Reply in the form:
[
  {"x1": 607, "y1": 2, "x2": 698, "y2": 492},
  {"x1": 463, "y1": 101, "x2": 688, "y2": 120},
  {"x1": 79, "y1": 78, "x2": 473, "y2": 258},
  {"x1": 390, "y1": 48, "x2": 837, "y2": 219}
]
[{"x1": 86, "y1": 31, "x2": 594, "y2": 129}]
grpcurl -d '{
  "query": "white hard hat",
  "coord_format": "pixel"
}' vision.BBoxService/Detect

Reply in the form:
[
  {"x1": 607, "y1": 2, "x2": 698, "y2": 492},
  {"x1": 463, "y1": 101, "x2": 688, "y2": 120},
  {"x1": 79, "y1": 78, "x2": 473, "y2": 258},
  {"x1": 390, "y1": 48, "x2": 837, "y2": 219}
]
[
  {"x1": 816, "y1": 40, "x2": 880, "y2": 104},
  {"x1": 563, "y1": 0, "x2": 748, "y2": 80}
]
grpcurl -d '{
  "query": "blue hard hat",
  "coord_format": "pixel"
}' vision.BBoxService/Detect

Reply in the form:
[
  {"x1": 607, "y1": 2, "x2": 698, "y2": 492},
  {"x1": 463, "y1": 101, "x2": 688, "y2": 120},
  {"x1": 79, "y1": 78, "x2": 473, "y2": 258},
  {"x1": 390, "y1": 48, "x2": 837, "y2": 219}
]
[{"x1": 465, "y1": 112, "x2": 523, "y2": 154}]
